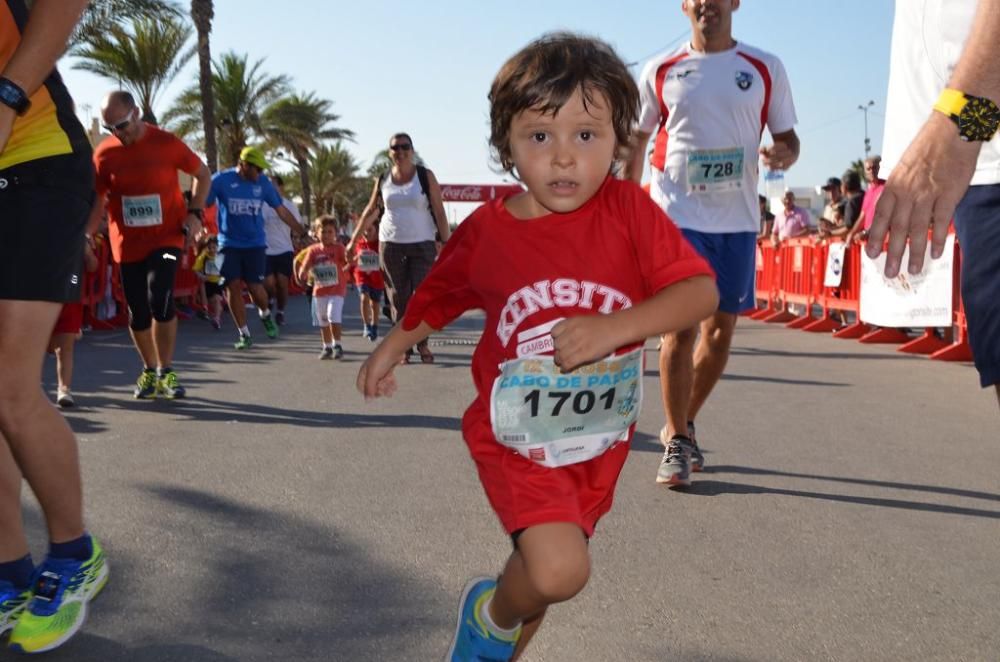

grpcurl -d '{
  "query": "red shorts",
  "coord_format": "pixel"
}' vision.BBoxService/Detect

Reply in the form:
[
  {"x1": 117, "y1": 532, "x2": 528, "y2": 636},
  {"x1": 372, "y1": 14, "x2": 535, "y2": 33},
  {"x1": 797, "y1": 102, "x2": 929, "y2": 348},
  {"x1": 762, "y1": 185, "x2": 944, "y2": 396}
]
[
  {"x1": 52, "y1": 302, "x2": 83, "y2": 336},
  {"x1": 462, "y1": 402, "x2": 630, "y2": 538}
]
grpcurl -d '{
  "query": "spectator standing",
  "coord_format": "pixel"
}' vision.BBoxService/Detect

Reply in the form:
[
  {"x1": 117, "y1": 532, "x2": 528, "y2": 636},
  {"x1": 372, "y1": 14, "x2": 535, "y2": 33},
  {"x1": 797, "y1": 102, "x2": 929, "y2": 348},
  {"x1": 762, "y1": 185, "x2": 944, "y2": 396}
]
[
  {"x1": 844, "y1": 156, "x2": 885, "y2": 244},
  {"x1": 771, "y1": 190, "x2": 811, "y2": 243},
  {"x1": 823, "y1": 170, "x2": 864, "y2": 239}
]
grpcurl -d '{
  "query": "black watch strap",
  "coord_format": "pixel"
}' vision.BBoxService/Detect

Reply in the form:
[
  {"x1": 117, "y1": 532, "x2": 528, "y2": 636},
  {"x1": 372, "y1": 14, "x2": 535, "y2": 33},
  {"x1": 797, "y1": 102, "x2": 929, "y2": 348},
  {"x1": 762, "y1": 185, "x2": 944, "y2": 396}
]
[{"x1": 0, "y1": 77, "x2": 31, "y2": 116}]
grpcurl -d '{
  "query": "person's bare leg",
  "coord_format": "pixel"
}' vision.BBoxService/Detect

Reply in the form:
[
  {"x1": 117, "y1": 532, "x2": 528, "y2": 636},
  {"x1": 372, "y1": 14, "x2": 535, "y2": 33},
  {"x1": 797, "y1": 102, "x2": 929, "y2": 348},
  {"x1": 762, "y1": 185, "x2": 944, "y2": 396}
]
[
  {"x1": 0, "y1": 431, "x2": 29, "y2": 562},
  {"x1": 226, "y1": 280, "x2": 247, "y2": 329},
  {"x1": 52, "y1": 335, "x2": 75, "y2": 392},
  {"x1": 687, "y1": 311, "x2": 738, "y2": 421},
  {"x1": 0, "y1": 300, "x2": 84, "y2": 544},
  {"x1": 660, "y1": 327, "x2": 698, "y2": 438},
  {"x1": 332, "y1": 323, "x2": 342, "y2": 343},
  {"x1": 152, "y1": 317, "x2": 177, "y2": 369},
  {"x1": 488, "y1": 523, "x2": 589, "y2": 654},
  {"x1": 128, "y1": 327, "x2": 157, "y2": 368},
  {"x1": 994, "y1": 385, "x2": 999, "y2": 410},
  {"x1": 275, "y1": 273, "x2": 289, "y2": 313},
  {"x1": 359, "y1": 294, "x2": 373, "y2": 326},
  {"x1": 320, "y1": 326, "x2": 333, "y2": 346},
  {"x1": 510, "y1": 610, "x2": 545, "y2": 662},
  {"x1": 263, "y1": 274, "x2": 276, "y2": 306},
  {"x1": 247, "y1": 283, "x2": 270, "y2": 319}
]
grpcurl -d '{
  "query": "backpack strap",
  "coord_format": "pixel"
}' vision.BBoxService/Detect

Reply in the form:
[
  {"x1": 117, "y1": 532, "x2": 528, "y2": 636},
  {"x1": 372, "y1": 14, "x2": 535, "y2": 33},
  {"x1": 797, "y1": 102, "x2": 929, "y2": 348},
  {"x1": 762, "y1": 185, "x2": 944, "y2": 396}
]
[{"x1": 415, "y1": 165, "x2": 436, "y2": 225}]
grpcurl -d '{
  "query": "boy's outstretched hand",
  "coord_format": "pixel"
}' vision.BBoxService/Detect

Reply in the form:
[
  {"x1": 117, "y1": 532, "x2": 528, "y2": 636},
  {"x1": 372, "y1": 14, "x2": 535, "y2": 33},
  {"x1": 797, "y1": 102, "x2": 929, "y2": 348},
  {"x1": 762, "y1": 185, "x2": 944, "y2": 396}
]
[
  {"x1": 550, "y1": 315, "x2": 621, "y2": 373},
  {"x1": 356, "y1": 347, "x2": 401, "y2": 399}
]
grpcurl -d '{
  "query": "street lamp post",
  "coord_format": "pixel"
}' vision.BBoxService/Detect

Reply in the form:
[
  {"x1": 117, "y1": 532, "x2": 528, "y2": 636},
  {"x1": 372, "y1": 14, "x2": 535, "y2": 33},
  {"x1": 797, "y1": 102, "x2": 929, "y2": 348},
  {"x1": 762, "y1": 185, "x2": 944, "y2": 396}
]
[{"x1": 858, "y1": 100, "x2": 875, "y2": 158}]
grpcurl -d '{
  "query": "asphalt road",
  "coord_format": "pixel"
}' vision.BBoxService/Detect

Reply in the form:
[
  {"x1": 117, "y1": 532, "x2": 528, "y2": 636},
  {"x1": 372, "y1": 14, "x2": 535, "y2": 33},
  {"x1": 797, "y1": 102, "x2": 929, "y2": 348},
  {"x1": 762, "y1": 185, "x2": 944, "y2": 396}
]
[{"x1": 15, "y1": 290, "x2": 1000, "y2": 662}]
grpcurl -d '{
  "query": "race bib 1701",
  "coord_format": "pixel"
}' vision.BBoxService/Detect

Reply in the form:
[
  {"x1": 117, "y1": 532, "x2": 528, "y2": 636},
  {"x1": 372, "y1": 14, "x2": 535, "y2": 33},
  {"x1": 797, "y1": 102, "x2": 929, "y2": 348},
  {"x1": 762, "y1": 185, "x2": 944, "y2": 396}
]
[
  {"x1": 122, "y1": 194, "x2": 163, "y2": 227},
  {"x1": 686, "y1": 147, "x2": 744, "y2": 194},
  {"x1": 489, "y1": 348, "x2": 643, "y2": 468}
]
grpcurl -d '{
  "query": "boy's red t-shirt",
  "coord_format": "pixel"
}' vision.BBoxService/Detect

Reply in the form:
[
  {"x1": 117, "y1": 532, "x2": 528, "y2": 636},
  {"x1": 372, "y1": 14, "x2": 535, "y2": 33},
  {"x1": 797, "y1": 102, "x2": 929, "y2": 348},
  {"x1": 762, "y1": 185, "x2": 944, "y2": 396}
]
[
  {"x1": 402, "y1": 177, "x2": 714, "y2": 535},
  {"x1": 301, "y1": 242, "x2": 348, "y2": 297},
  {"x1": 94, "y1": 125, "x2": 204, "y2": 263},
  {"x1": 353, "y1": 236, "x2": 385, "y2": 289}
]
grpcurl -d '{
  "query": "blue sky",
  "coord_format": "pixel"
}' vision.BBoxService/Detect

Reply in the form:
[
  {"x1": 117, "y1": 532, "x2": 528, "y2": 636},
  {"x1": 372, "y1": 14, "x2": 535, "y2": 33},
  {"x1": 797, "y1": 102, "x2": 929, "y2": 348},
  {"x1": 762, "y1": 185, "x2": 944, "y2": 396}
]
[{"x1": 60, "y1": 0, "x2": 895, "y2": 193}]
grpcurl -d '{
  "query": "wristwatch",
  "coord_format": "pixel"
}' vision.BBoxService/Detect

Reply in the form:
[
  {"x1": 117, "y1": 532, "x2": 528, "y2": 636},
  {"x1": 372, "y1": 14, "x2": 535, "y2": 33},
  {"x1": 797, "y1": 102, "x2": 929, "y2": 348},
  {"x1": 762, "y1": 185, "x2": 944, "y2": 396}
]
[
  {"x1": 933, "y1": 88, "x2": 1000, "y2": 142},
  {"x1": 0, "y1": 77, "x2": 31, "y2": 116}
]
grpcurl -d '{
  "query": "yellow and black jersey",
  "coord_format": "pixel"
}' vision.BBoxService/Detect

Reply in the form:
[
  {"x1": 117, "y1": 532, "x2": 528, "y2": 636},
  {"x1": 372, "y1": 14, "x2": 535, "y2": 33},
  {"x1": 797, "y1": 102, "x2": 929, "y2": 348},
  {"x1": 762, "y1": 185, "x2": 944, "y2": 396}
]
[{"x1": 0, "y1": 0, "x2": 91, "y2": 170}]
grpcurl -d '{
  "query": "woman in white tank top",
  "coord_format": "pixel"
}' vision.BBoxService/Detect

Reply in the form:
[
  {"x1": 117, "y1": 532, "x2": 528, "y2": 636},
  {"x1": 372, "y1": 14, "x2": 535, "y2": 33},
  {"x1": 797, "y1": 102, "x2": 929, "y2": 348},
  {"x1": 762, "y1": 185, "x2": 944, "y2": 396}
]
[{"x1": 348, "y1": 132, "x2": 450, "y2": 363}]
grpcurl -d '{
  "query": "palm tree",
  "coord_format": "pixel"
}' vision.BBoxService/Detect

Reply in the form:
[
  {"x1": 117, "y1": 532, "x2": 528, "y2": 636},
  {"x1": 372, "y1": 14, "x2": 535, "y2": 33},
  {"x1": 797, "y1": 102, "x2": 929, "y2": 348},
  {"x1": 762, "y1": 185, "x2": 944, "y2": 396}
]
[
  {"x1": 71, "y1": 15, "x2": 193, "y2": 124},
  {"x1": 190, "y1": 0, "x2": 217, "y2": 172},
  {"x1": 304, "y1": 143, "x2": 363, "y2": 217},
  {"x1": 163, "y1": 51, "x2": 290, "y2": 168},
  {"x1": 848, "y1": 159, "x2": 866, "y2": 187},
  {"x1": 74, "y1": 0, "x2": 180, "y2": 46},
  {"x1": 260, "y1": 92, "x2": 355, "y2": 219}
]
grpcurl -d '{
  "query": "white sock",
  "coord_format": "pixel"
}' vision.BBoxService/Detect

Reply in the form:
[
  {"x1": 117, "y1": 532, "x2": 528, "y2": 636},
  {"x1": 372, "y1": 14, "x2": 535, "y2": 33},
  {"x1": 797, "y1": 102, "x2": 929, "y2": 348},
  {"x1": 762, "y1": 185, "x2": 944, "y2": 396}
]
[
  {"x1": 479, "y1": 595, "x2": 520, "y2": 641},
  {"x1": 258, "y1": 308, "x2": 270, "y2": 319},
  {"x1": 239, "y1": 325, "x2": 250, "y2": 336}
]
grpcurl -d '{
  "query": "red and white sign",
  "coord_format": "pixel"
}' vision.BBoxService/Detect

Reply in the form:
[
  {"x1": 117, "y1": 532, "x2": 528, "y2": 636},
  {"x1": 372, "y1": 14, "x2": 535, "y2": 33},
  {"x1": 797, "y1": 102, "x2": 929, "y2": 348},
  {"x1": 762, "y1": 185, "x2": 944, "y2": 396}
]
[{"x1": 440, "y1": 183, "x2": 523, "y2": 203}]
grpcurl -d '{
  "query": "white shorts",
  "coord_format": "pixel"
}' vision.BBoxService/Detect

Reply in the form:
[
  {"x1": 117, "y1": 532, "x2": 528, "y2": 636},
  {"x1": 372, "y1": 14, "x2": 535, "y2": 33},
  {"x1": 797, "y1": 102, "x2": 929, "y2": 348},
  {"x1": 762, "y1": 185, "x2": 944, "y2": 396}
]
[{"x1": 314, "y1": 294, "x2": 345, "y2": 326}]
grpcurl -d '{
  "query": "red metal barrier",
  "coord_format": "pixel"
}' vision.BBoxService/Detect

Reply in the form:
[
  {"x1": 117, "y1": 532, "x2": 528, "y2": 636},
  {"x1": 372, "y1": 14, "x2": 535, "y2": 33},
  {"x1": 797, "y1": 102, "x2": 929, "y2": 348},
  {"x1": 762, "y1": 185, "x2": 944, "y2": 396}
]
[
  {"x1": 750, "y1": 243, "x2": 781, "y2": 320},
  {"x1": 774, "y1": 238, "x2": 817, "y2": 328},
  {"x1": 928, "y1": 242, "x2": 972, "y2": 362}
]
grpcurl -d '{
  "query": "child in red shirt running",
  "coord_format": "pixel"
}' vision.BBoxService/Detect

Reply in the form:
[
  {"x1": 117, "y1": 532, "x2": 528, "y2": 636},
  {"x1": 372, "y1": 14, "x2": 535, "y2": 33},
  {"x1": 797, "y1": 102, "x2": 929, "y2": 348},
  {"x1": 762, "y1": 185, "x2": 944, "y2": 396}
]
[
  {"x1": 351, "y1": 223, "x2": 386, "y2": 341},
  {"x1": 295, "y1": 215, "x2": 349, "y2": 359},
  {"x1": 356, "y1": 32, "x2": 718, "y2": 661}
]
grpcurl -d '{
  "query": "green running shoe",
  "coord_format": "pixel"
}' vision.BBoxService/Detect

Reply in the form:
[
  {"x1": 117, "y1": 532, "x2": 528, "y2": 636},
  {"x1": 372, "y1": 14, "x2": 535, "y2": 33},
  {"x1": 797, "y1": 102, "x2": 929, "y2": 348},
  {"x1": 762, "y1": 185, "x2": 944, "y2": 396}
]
[
  {"x1": 262, "y1": 315, "x2": 279, "y2": 339},
  {"x1": 0, "y1": 583, "x2": 30, "y2": 641},
  {"x1": 133, "y1": 370, "x2": 158, "y2": 399},
  {"x1": 234, "y1": 334, "x2": 253, "y2": 350},
  {"x1": 157, "y1": 371, "x2": 186, "y2": 399},
  {"x1": 9, "y1": 536, "x2": 109, "y2": 654}
]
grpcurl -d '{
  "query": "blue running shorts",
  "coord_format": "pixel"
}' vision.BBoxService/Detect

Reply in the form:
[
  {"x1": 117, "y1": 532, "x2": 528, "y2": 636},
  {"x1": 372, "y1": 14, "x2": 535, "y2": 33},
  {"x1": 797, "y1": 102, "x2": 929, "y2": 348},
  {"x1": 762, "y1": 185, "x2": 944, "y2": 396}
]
[
  {"x1": 680, "y1": 229, "x2": 757, "y2": 314},
  {"x1": 954, "y1": 183, "x2": 1000, "y2": 388},
  {"x1": 220, "y1": 246, "x2": 267, "y2": 284}
]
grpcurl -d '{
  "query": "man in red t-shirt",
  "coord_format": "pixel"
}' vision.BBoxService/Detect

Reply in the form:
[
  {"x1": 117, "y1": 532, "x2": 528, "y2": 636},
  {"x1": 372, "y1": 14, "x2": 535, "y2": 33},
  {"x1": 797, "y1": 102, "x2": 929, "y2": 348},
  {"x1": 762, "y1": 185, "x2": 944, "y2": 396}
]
[{"x1": 88, "y1": 91, "x2": 211, "y2": 400}]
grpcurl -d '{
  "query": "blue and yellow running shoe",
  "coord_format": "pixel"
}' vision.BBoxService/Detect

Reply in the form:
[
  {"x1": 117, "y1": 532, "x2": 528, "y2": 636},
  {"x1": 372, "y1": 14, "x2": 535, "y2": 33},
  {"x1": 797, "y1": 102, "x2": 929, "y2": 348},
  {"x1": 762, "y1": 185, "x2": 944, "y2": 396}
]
[
  {"x1": 8, "y1": 536, "x2": 109, "y2": 654},
  {"x1": 0, "y1": 582, "x2": 30, "y2": 641},
  {"x1": 446, "y1": 576, "x2": 519, "y2": 662}
]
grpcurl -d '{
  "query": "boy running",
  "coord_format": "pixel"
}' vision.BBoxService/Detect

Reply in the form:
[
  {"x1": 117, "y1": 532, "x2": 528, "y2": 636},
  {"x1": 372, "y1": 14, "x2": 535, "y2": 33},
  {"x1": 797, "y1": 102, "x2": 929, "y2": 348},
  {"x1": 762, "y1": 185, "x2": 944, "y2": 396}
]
[
  {"x1": 296, "y1": 216, "x2": 349, "y2": 360},
  {"x1": 356, "y1": 33, "x2": 718, "y2": 661},
  {"x1": 192, "y1": 236, "x2": 224, "y2": 329},
  {"x1": 352, "y1": 223, "x2": 385, "y2": 341}
]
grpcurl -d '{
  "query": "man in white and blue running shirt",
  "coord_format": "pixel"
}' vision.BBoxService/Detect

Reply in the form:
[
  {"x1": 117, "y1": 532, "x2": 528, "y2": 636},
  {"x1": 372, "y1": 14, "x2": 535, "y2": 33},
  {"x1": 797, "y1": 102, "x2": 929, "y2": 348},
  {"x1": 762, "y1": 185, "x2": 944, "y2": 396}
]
[
  {"x1": 626, "y1": 0, "x2": 800, "y2": 487},
  {"x1": 206, "y1": 146, "x2": 306, "y2": 349}
]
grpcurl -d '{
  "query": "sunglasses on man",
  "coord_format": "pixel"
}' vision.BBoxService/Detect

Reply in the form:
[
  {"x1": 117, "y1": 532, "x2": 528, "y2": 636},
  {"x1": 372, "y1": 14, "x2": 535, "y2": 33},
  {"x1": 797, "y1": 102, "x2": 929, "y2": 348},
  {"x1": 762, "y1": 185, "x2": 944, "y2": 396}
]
[
  {"x1": 102, "y1": 112, "x2": 133, "y2": 133},
  {"x1": 389, "y1": 144, "x2": 412, "y2": 152}
]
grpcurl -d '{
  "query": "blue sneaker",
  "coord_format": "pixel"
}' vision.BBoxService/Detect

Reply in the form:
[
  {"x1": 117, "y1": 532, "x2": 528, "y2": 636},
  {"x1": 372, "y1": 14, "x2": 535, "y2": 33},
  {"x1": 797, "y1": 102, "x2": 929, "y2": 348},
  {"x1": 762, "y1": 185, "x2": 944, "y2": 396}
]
[
  {"x1": 0, "y1": 582, "x2": 31, "y2": 641},
  {"x1": 8, "y1": 536, "x2": 109, "y2": 654},
  {"x1": 446, "y1": 576, "x2": 519, "y2": 662}
]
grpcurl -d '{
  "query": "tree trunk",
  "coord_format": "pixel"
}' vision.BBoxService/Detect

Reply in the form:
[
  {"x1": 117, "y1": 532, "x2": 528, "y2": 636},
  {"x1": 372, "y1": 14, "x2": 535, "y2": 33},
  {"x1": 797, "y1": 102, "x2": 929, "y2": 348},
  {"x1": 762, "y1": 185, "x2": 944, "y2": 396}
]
[
  {"x1": 296, "y1": 153, "x2": 312, "y2": 220},
  {"x1": 192, "y1": 0, "x2": 217, "y2": 173}
]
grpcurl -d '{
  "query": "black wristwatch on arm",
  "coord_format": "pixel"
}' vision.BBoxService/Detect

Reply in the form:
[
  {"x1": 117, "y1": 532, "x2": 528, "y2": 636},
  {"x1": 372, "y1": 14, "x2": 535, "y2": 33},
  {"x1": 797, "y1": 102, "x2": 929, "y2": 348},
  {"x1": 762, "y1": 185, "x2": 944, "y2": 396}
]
[{"x1": 0, "y1": 77, "x2": 31, "y2": 116}]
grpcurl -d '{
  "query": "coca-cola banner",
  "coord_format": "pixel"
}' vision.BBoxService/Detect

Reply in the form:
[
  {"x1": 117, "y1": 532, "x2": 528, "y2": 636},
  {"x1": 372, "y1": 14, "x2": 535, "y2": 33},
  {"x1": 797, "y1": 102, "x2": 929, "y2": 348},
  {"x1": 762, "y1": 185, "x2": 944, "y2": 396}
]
[{"x1": 440, "y1": 184, "x2": 523, "y2": 203}]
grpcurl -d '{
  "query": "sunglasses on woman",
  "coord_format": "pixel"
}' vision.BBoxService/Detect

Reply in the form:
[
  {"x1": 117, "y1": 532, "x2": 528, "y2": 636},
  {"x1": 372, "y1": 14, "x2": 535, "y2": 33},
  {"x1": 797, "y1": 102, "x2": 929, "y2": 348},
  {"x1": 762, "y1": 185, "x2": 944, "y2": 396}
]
[{"x1": 389, "y1": 144, "x2": 412, "y2": 152}]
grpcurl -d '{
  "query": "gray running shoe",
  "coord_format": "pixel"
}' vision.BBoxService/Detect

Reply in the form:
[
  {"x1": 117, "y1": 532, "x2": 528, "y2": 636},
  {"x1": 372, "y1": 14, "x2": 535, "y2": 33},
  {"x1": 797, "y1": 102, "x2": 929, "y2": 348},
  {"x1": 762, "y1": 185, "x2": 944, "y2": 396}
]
[
  {"x1": 660, "y1": 425, "x2": 704, "y2": 472},
  {"x1": 656, "y1": 436, "x2": 694, "y2": 486},
  {"x1": 134, "y1": 370, "x2": 158, "y2": 399},
  {"x1": 319, "y1": 347, "x2": 334, "y2": 360}
]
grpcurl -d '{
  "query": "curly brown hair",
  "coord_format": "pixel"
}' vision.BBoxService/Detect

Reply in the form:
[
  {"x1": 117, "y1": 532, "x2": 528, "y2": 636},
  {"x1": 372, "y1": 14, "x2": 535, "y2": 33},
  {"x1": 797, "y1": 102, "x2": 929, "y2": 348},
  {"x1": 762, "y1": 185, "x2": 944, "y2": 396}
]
[{"x1": 488, "y1": 32, "x2": 639, "y2": 173}]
